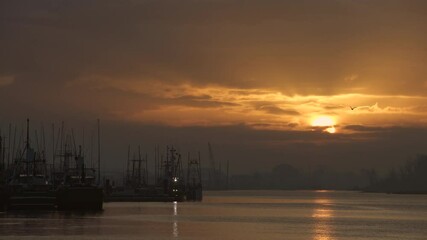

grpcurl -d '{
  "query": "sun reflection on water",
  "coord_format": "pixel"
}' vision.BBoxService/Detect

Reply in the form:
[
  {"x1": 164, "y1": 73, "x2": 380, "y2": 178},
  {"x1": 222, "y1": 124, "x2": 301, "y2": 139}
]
[{"x1": 312, "y1": 197, "x2": 334, "y2": 240}]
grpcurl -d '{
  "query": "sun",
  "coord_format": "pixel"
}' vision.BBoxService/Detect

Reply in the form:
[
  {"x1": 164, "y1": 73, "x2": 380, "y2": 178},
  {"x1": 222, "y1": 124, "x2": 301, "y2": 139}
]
[
  {"x1": 311, "y1": 116, "x2": 335, "y2": 127},
  {"x1": 325, "y1": 126, "x2": 336, "y2": 134},
  {"x1": 311, "y1": 116, "x2": 336, "y2": 133}
]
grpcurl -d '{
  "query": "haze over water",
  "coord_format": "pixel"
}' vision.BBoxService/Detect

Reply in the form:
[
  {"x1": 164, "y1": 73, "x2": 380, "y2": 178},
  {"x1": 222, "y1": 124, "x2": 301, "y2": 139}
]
[{"x1": 1, "y1": 191, "x2": 426, "y2": 240}]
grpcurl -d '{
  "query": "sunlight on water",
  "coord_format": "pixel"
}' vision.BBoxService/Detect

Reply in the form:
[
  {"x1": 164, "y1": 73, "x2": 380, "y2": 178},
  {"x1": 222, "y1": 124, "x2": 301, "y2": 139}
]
[{"x1": 312, "y1": 197, "x2": 334, "y2": 240}]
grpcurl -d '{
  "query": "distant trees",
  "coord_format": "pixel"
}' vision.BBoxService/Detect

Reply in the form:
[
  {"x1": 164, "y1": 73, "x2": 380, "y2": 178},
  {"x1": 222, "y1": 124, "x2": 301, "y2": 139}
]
[
  {"x1": 365, "y1": 154, "x2": 427, "y2": 193},
  {"x1": 270, "y1": 163, "x2": 302, "y2": 189},
  {"x1": 230, "y1": 163, "x2": 366, "y2": 190},
  {"x1": 228, "y1": 155, "x2": 427, "y2": 192}
]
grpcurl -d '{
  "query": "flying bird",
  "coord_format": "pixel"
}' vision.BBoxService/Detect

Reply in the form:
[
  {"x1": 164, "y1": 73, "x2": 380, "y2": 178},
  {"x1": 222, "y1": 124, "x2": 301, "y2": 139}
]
[{"x1": 349, "y1": 106, "x2": 358, "y2": 110}]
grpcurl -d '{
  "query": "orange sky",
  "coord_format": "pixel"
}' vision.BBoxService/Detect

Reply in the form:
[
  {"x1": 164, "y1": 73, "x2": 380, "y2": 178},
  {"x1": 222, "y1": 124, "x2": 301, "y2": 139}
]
[
  {"x1": 1, "y1": 0, "x2": 427, "y2": 173},
  {"x1": 66, "y1": 77, "x2": 427, "y2": 134}
]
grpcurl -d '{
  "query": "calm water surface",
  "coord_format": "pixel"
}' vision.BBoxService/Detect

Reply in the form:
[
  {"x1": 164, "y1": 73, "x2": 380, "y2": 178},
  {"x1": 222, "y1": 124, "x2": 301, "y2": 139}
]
[{"x1": 0, "y1": 190, "x2": 426, "y2": 239}]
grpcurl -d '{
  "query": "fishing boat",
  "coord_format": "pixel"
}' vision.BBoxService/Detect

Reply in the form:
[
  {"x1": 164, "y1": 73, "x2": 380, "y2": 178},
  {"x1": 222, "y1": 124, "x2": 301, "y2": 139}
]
[
  {"x1": 186, "y1": 153, "x2": 203, "y2": 201},
  {"x1": 55, "y1": 147, "x2": 103, "y2": 210},
  {"x1": 55, "y1": 121, "x2": 103, "y2": 211},
  {"x1": 106, "y1": 146, "x2": 186, "y2": 202},
  {"x1": 5, "y1": 119, "x2": 55, "y2": 210}
]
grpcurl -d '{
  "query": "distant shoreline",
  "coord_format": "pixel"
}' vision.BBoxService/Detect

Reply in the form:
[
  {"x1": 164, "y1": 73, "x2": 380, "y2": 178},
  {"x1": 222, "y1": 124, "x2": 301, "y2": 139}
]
[{"x1": 204, "y1": 189, "x2": 427, "y2": 195}]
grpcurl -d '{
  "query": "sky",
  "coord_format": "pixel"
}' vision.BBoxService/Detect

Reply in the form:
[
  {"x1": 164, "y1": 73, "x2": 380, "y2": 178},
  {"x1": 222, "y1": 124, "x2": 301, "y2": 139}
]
[{"x1": 1, "y1": 0, "x2": 427, "y2": 175}]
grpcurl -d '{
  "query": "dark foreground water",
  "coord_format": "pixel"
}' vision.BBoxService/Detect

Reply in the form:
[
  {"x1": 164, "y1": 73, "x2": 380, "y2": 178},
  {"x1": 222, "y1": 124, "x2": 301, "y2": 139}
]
[{"x1": 1, "y1": 190, "x2": 426, "y2": 239}]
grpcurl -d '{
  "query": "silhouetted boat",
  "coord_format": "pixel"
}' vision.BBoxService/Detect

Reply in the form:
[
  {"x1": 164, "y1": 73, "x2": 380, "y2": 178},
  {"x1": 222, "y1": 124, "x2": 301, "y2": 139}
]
[
  {"x1": 54, "y1": 123, "x2": 103, "y2": 211},
  {"x1": 0, "y1": 135, "x2": 7, "y2": 209},
  {"x1": 6, "y1": 174, "x2": 55, "y2": 210},
  {"x1": 5, "y1": 119, "x2": 55, "y2": 210},
  {"x1": 185, "y1": 153, "x2": 203, "y2": 201},
  {"x1": 106, "y1": 146, "x2": 187, "y2": 202}
]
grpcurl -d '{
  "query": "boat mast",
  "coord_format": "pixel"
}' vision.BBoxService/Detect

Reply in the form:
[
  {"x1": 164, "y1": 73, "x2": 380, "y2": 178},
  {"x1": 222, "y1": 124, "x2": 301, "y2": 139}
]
[
  {"x1": 138, "y1": 145, "x2": 142, "y2": 186},
  {"x1": 52, "y1": 123, "x2": 55, "y2": 181},
  {"x1": 60, "y1": 122, "x2": 64, "y2": 171},
  {"x1": 198, "y1": 151, "x2": 202, "y2": 187},
  {"x1": 26, "y1": 119, "x2": 29, "y2": 150},
  {"x1": 97, "y1": 119, "x2": 101, "y2": 186},
  {"x1": 154, "y1": 145, "x2": 157, "y2": 185},
  {"x1": 11, "y1": 125, "x2": 16, "y2": 168},
  {"x1": 0, "y1": 132, "x2": 3, "y2": 170},
  {"x1": 7, "y1": 123, "x2": 11, "y2": 168},
  {"x1": 127, "y1": 145, "x2": 130, "y2": 185},
  {"x1": 226, "y1": 160, "x2": 229, "y2": 190},
  {"x1": 145, "y1": 152, "x2": 148, "y2": 185},
  {"x1": 26, "y1": 118, "x2": 30, "y2": 177}
]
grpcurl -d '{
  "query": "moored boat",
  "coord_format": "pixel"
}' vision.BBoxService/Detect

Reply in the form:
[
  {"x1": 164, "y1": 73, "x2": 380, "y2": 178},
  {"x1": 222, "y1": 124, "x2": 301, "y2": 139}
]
[
  {"x1": 5, "y1": 119, "x2": 55, "y2": 210},
  {"x1": 55, "y1": 144, "x2": 103, "y2": 211}
]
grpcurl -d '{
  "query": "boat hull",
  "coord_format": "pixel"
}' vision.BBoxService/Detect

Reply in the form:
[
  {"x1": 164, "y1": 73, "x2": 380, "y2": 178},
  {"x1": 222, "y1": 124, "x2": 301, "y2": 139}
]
[
  {"x1": 6, "y1": 191, "x2": 56, "y2": 210},
  {"x1": 56, "y1": 186, "x2": 103, "y2": 211},
  {"x1": 186, "y1": 187, "x2": 203, "y2": 201}
]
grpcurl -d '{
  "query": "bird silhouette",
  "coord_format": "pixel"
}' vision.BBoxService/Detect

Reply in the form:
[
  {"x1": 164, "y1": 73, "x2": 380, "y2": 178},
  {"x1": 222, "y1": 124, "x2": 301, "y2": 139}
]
[{"x1": 349, "y1": 106, "x2": 358, "y2": 110}]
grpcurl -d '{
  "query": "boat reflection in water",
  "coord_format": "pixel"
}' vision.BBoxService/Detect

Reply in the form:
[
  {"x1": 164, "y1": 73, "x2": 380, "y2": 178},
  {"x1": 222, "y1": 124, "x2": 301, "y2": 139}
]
[{"x1": 173, "y1": 201, "x2": 179, "y2": 238}]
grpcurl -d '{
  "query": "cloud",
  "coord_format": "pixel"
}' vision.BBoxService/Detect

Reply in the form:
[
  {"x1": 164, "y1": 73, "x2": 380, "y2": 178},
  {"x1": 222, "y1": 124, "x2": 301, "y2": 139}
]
[
  {"x1": 2, "y1": 0, "x2": 427, "y2": 96},
  {"x1": 174, "y1": 94, "x2": 212, "y2": 101},
  {"x1": 343, "y1": 125, "x2": 388, "y2": 132},
  {"x1": 1, "y1": 0, "x2": 427, "y2": 174},
  {"x1": 170, "y1": 94, "x2": 240, "y2": 108},
  {"x1": 256, "y1": 105, "x2": 300, "y2": 115},
  {"x1": 344, "y1": 74, "x2": 359, "y2": 83},
  {"x1": 0, "y1": 75, "x2": 15, "y2": 87},
  {"x1": 89, "y1": 121, "x2": 427, "y2": 173}
]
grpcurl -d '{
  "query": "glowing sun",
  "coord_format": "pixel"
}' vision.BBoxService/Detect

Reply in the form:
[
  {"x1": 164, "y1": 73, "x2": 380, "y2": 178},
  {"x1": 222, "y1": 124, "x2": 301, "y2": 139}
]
[{"x1": 311, "y1": 116, "x2": 336, "y2": 134}]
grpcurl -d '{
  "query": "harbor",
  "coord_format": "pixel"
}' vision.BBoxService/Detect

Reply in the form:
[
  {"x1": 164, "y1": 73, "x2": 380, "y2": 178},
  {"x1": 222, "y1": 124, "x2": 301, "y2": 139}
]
[
  {"x1": 0, "y1": 119, "x2": 204, "y2": 211},
  {"x1": 104, "y1": 146, "x2": 203, "y2": 202},
  {"x1": 2, "y1": 1, "x2": 427, "y2": 239}
]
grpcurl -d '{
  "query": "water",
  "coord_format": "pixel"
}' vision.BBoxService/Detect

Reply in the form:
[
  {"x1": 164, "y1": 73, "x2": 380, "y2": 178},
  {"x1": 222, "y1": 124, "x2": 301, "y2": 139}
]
[{"x1": 1, "y1": 190, "x2": 426, "y2": 239}]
